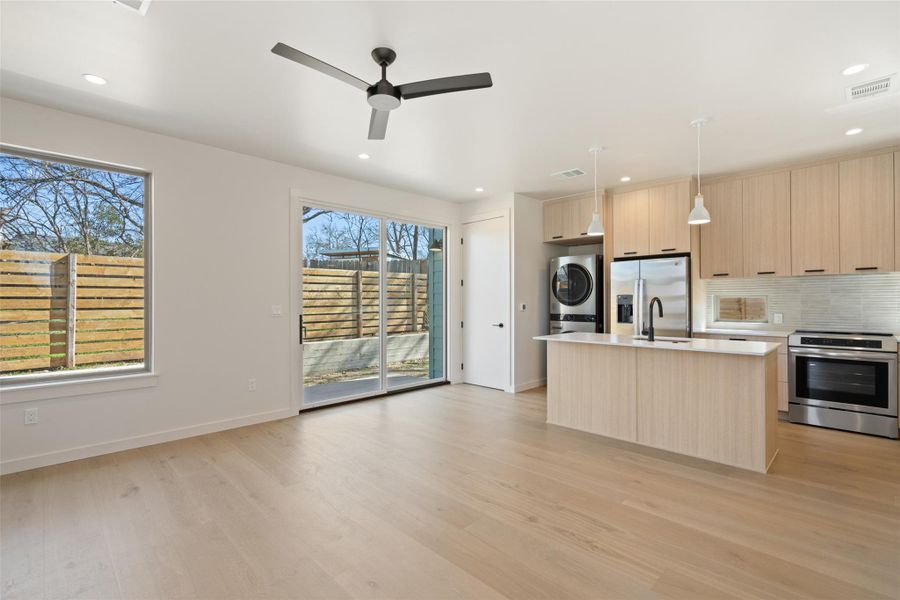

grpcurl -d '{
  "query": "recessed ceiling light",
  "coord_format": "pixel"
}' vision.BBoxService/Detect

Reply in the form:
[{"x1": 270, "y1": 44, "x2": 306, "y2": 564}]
[
  {"x1": 474, "y1": 187, "x2": 484, "y2": 192},
  {"x1": 82, "y1": 73, "x2": 107, "y2": 85},
  {"x1": 357, "y1": 153, "x2": 370, "y2": 159},
  {"x1": 845, "y1": 128, "x2": 863, "y2": 136},
  {"x1": 842, "y1": 64, "x2": 869, "y2": 76},
  {"x1": 620, "y1": 176, "x2": 631, "y2": 182}
]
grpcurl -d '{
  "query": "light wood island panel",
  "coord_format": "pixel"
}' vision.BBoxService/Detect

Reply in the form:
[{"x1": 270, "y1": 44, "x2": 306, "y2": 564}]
[
  {"x1": 547, "y1": 341, "x2": 636, "y2": 441},
  {"x1": 542, "y1": 335, "x2": 778, "y2": 473},
  {"x1": 636, "y1": 349, "x2": 778, "y2": 473}
]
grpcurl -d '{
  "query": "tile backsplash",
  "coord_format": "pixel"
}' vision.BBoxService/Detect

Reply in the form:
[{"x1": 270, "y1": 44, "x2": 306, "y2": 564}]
[{"x1": 702, "y1": 273, "x2": 900, "y2": 334}]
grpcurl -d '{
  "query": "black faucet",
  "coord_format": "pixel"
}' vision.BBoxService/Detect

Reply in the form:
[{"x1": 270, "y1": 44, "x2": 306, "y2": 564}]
[{"x1": 647, "y1": 297, "x2": 664, "y2": 342}]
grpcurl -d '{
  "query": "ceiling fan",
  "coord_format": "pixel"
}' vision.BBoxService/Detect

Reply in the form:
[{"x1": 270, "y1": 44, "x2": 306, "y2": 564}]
[{"x1": 271, "y1": 43, "x2": 493, "y2": 140}]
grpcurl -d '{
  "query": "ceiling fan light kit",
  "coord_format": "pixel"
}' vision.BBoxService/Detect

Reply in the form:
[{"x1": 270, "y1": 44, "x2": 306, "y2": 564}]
[{"x1": 272, "y1": 43, "x2": 493, "y2": 140}]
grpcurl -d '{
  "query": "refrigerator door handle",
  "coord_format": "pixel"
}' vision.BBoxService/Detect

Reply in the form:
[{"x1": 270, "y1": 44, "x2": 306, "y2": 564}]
[{"x1": 633, "y1": 278, "x2": 645, "y2": 337}]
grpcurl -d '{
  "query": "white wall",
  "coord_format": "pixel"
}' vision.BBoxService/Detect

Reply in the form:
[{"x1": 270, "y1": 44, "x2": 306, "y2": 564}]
[{"x1": 0, "y1": 98, "x2": 461, "y2": 474}]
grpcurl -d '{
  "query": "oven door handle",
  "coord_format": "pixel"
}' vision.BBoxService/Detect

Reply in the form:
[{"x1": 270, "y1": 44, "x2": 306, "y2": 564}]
[{"x1": 789, "y1": 347, "x2": 898, "y2": 361}]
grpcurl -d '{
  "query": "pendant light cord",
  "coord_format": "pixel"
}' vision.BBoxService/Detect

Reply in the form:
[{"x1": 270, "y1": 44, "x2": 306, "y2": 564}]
[
  {"x1": 696, "y1": 123, "x2": 701, "y2": 191},
  {"x1": 593, "y1": 149, "x2": 598, "y2": 212}
]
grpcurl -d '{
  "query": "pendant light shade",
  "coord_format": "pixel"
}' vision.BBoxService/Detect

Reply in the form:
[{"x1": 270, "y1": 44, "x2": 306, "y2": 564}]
[
  {"x1": 687, "y1": 193, "x2": 711, "y2": 225},
  {"x1": 586, "y1": 146, "x2": 604, "y2": 236},
  {"x1": 688, "y1": 118, "x2": 711, "y2": 225}
]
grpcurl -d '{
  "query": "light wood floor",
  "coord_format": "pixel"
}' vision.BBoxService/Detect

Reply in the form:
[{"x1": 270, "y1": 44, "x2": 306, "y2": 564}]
[{"x1": 2, "y1": 384, "x2": 899, "y2": 600}]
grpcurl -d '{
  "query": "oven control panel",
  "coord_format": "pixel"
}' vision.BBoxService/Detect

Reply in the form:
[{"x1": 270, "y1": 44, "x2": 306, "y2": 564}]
[{"x1": 800, "y1": 336, "x2": 883, "y2": 349}]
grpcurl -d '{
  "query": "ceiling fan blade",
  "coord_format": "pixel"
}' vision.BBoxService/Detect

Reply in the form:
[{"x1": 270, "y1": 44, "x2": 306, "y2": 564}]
[
  {"x1": 271, "y1": 42, "x2": 371, "y2": 91},
  {"x1": 397, "y1": 73, "x2": 492, "y2": 100},
  {"x1": 368, "y1": 109, "x2": 390, "y2": 140}
]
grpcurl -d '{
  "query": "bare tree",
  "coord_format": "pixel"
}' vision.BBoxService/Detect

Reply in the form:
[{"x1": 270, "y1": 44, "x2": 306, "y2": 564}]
[{"x1": 0, "y1": 154, "x2": 144, "y2": 256}]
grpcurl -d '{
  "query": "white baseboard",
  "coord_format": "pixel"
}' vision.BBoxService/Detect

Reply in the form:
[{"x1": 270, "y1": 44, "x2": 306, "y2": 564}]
[
  {"x1": 0, "y1": 407, "x2": 296, "y2": 475},
  {"x1": 512, "y1": 378, "x2": 546, "y2": 393}
]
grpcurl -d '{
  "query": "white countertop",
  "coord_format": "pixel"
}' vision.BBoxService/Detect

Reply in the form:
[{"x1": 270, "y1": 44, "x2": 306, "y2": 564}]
[
  {"x1": 696, "y1": 328, "x2": 792, "y2": 338},
  {"x1": 534, "y1": 332, "x2": 780, "y2": 356}
]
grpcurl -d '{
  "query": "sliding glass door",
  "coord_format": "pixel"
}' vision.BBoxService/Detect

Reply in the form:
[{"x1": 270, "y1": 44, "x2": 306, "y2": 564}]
[
  {"x1": 386, "y1": 220, "x2": 445, "y2": 389},
  {"x1": 300, "y1": 206, "x2": 445, "y2": 408}
]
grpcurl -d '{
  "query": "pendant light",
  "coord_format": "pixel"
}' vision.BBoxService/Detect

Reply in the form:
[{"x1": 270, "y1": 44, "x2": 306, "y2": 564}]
[
  {"x1": 688, "y1": 118, "x2": 711, "y2": 225},
  {"x1": 586, "y1": 146, "x2": 604, "y2": 236}
]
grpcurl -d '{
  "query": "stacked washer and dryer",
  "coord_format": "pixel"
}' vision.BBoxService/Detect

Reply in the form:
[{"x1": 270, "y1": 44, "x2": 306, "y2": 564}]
[{"x1": 549, "y1": 255, "x2": 603, "y2": 334}]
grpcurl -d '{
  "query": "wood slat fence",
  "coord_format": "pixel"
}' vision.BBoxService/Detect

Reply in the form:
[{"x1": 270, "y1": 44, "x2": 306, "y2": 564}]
[
  {"x1": 1, "y1": 253, "x2": 430, "y2": 372},
  {"x1": 0, "y1": 249, "x2": 145, "y2": 374},
  {"x1": 303, "y1": 268, "x2": 428, "y2": 341}
]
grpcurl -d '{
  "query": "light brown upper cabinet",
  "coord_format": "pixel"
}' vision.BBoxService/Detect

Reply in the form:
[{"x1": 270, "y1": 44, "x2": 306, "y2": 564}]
[
  {"x1": 839, "y1": 153, "x2": 895, "y2": 273},
  {"x1": 742, "y1": 172, "x2": 791, "y2": 277},
  {"x1": 543, "y1": 201, "x2": 564, "y2": 242},
  {"x1": 612, "y1": 189, "x2": 650, "y2": 257},
  {"x1": 648, "y1": 181, "x2": 691, "y2": 255},
  {"x1": 562, "y1": 196, "x2": 595, "y2": 240},
  {"x1": 896, "y1": 152, "x2": 900, "y2": 270},
  {"x1": 791, "y1": 163, "x2": 840, "y2": 275},
  {"x1": 543, "y1": 196, "x2": 599, "y2": 243},
  {"x1": 699, "y1": 180, "x2": 744, "y2": 279}
]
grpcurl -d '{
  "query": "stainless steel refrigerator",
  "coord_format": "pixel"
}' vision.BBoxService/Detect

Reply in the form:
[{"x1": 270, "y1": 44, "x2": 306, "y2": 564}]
[{"x1": 609, "y1": 256, "x2": 691, "y2": 338}]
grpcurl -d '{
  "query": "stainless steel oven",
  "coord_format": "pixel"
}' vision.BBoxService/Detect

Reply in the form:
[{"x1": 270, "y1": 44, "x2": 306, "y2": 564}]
[{"x1": 788, "y1": 330, "x2": 898, "y2": 438}]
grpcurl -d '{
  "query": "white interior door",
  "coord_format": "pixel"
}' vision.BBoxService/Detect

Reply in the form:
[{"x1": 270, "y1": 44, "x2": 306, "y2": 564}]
[{"x1": 462, "y1": 215, "x2": 510, "y2": 390}]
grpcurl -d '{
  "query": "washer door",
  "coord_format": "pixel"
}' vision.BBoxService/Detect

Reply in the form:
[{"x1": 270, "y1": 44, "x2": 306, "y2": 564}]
[{"x1": 552, "y1": 263, "x2": 593, "y2": 307}]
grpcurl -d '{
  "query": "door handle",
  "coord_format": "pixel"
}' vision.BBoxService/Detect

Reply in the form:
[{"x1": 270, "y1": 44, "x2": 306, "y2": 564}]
[{"x1": 491, "y1": 323, "x2": 504, "y2": 328}]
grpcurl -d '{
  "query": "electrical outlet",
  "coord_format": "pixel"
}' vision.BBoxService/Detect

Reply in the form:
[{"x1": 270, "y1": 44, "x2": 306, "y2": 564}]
[
  {"x1": 248, "y1": 378, "x2": 257, "y2": 392},
  {"x1": 24, "y1": 408, "x2": 38, "y2": 425},
  {"x1": 271, "y1": 304, "x2": 283, "y2": 317},
  {"x1": 773, "y1": 312, "x2": 784, "y2": 324}
]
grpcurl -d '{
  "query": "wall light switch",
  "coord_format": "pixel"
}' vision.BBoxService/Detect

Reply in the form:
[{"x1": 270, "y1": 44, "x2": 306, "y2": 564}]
[
  {"x1": 519, "y1": 303, "x2": 527, "y2": 312},
  {"x1": 271, "y1": 305, "x2": 283, "y2": 317},
  {"x1": 773, "y1": 312, "x2": 784, "y2": 324}
]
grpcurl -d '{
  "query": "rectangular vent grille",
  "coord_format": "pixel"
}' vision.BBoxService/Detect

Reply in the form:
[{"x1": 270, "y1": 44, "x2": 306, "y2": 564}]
[
  {"x1": 551, "y1": 168, "x2": 585, "y2": 179},
  {"x1": 846, "y1": 74, "x2": 896, "y2": 101},
  {"x1": 113, "y1": 0, "x2": 152, "y2": 15}
]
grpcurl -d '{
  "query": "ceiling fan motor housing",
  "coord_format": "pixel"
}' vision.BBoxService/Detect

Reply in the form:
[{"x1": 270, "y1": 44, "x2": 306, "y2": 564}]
[{"x1": 367, "y1": 80, "x2": 401, "y2": 110}]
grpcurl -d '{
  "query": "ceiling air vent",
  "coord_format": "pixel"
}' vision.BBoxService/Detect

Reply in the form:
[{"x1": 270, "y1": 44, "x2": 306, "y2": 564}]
[
  {"x1": 113, "y1": 0, "x2": 152, "y2": 16},
  {"x1": 551, "y1": 168, "x2": 585, "y2": 180},
  {"x1": 846, "y1": 74, "x2": 896, "y2": 101}
]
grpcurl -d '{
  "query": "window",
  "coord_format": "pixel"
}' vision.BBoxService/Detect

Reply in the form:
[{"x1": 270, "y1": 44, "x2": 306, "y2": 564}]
[
  {"x1": 0, "y1": 147, "x2": 150, "y2": 383},
  {"x1": 714, "y1": 296, "x2": 768, "y2": 323}
]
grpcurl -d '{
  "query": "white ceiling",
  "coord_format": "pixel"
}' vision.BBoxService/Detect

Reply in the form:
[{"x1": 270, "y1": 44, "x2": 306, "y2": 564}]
[{"x1": 1, "y1": 1, "x2": 899, "y2": 202}]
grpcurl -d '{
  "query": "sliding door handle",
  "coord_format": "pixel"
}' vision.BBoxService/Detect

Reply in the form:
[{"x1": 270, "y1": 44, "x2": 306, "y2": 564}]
[{"x1": 491, "y1": 322, "x2": 504, "y2": 328}]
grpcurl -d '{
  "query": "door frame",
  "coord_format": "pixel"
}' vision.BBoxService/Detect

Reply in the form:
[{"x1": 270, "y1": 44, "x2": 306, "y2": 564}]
[
  {"x1": 289, "y1": 194, "x2": 451, "y2": 412},
  {"x1": 461, "y1": 209, "x2": 512, "y2": 392}
]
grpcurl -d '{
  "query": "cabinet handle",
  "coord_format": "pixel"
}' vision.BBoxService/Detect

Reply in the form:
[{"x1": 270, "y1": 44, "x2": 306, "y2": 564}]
[
  {"x1": 713, "y1": 272, "x2": 729, "y2": 277},
  {"x1": 624, "y1": 251, "x2": 638, "y2": 255},
  {"x1": 855, "y1": 266, "x2": 878, "y2": 271},
  {"x1": 804, "y1": 268, "x2": 825, "y2": 273},
  {"x1": 580, "y1": 232, "x2": 588, "y2": 236},
  {"x1": 728, "y1": 337, "x2": 747, "y2": 342},
  {"x1": 552, "y1": 235, "x2": 563, "y2": 240},
  {"x1": 661, "y1": 248, "x2": 677, "y2": 252},
  {"x1": 757, "y1": 271, "x2": 775, "y2": 275}
]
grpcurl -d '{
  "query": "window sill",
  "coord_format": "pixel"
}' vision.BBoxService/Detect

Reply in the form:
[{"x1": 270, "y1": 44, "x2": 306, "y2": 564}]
[{"x1": 0, "y1": 372, "x2": 159, "y2": 405}]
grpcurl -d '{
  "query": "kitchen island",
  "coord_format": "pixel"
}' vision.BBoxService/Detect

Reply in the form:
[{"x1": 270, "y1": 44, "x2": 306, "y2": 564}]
[{"x1": 534, "y1": 333, "x2": 780, "y2": 473}]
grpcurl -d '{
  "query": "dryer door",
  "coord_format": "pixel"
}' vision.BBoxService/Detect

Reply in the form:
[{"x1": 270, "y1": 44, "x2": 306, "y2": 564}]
[{"x1": 551, "y1": 263, "x2": 593, "y2": 307}]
